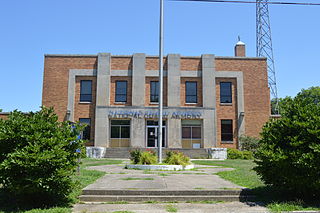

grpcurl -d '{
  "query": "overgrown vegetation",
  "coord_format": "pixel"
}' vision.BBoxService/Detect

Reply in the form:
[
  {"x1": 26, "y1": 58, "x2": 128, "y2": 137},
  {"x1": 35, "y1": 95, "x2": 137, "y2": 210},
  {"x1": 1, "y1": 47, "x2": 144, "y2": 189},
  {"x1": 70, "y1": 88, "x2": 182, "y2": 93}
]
[
  {"x1": 227, "y1": 149, "x2": 253, "y2": 160},
  {"x1": 254, "y1": 86, "x2": 320, "y2": 199},
  {"x1": 239, "y1": 135, "x2": 260, "y2": 152},
  {"x1": 0, "y1": 107, "x2": 85, "y2": 208}
]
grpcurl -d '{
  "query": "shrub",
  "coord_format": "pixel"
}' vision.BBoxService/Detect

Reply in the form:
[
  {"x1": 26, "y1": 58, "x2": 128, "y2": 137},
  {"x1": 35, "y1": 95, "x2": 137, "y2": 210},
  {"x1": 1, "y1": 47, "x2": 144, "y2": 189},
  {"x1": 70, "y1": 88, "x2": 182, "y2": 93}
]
[
  {"x1": 129, "y1": 149, "x2": 142, "y2": 164},
  {"x1": 164, "y1": 151, "x2": 190, "y2": 166},
  {"x1": 239, "y1": 135, "x2": 260, "y2": 152},
  {"x1": 139, "y1": 150, "x2": 157, "y2": 165},
  {"x1": 0, "y1": 107, "x2": 84, "y2": 206},
  {"x1": 227, "y1": 149, "x2": 253, "y2": 160},
  {"x1": 254, "y1": 87, "x2": 320, "y2": 198}
]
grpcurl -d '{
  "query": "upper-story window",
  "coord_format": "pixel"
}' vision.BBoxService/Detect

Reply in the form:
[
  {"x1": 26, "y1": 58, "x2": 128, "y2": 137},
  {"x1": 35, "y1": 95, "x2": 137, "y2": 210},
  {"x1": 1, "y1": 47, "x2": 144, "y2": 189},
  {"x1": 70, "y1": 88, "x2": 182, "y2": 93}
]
[
  {"x1": 79, "y1": 118, "x2": 91, "y2": 140},
  {"x1": 115, "y1": 81, "x2": 127, "y2": 102},
  {"x1": 150, "y1": 81, "x2": 159, "y2": 103},
  {"x1": 186, "y1": 81, "x2": 197, "y2": 103},
  {"x1": 220, "y1": 82, "x2": 232, "y2": 103},
  {"x1": 80, "y1": 80, "x2": 92, "y2": 102}
]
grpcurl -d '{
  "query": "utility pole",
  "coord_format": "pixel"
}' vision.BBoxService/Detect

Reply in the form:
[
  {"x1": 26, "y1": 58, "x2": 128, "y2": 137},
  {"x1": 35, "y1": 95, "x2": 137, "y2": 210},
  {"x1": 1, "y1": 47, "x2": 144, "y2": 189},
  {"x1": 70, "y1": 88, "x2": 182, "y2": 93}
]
[{"x1": 158, "y1": 0, "x2": 164, "y2": 163}]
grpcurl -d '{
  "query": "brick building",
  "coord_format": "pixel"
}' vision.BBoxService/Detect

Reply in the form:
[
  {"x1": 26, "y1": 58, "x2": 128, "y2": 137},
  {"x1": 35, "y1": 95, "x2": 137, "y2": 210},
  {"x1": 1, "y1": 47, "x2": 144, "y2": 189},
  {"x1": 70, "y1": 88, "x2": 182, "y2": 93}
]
[{"x1": 42, "y1": 41, "x2": 270, "y2": 155}]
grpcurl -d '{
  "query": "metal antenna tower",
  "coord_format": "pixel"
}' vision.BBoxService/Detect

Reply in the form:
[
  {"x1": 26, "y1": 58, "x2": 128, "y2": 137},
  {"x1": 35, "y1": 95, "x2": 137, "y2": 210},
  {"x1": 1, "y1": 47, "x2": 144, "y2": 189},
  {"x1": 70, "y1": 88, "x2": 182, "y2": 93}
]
[{"x1": 256, "y1": 0, "x2": 279, "y2": 113}]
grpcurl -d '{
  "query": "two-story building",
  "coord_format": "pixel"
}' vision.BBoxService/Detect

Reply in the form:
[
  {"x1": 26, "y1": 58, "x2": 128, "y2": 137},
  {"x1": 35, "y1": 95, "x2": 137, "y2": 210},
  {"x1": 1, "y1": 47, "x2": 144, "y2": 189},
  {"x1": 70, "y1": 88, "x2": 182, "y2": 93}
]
[{"x1": 42, "y1": 41, "x2": 270, "y2": 157}]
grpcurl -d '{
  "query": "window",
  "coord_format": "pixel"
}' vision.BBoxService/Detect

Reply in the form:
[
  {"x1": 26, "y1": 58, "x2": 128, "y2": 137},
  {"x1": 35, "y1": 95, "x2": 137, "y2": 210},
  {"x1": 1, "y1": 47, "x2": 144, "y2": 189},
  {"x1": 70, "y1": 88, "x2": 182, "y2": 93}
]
[
  {"x1": 115, "y1": 81, "x2": 127, "y2": 102},
  {"x1": 182, "y1": 126, "x2": 201, "y2": 139},
  {"x1": 220, "y1": 82, "x2": 232, "y2": 103},
  {"x1": 221, "y1": 119, "x2": 233, "y2": 142},
  {"x1": 186, "y1": 81, "x2": 197, "y2": 103},
  {"x1": 111, "y1": 120, "x2": 130, "y2": 139},
  {"x1": 80, "y1": 80, "x2": 92, "y2": 102},
  {"x1": 79, "y1": 118, "x2": 91, "y2": 140},
  {"x1": 150, "y1": 81, "x2": 159, "y2": 103}
]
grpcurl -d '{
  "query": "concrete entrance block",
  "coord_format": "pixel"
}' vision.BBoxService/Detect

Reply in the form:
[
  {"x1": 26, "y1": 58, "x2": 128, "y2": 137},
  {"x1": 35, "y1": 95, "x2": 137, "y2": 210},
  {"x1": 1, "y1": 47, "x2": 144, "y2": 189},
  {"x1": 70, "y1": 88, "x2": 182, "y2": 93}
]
[
  {"x1": 86, "y1": 147, "x2": 106, "y2": 158},
  {"x1": 209, "y1": 148, "x2": 227, "y2": 160}
]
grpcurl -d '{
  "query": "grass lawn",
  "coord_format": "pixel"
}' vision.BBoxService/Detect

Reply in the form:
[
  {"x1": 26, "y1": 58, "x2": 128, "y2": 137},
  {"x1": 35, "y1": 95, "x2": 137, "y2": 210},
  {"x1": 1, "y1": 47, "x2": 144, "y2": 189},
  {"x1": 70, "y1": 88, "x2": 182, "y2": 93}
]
[
  {"x1": 0, "y1": 158, "x2": 123, "y2": 213},
  {"x1": 193, "y1": 159, "x2": 320, "y2": 212}
]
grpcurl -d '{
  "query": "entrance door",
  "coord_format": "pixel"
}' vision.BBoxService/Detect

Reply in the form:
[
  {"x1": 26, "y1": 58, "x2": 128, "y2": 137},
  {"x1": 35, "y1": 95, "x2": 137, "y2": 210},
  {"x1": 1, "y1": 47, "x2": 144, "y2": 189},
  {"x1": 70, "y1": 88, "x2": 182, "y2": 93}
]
[{"x1": 147, "y1": 126, "x2": 166, "y2": 148}]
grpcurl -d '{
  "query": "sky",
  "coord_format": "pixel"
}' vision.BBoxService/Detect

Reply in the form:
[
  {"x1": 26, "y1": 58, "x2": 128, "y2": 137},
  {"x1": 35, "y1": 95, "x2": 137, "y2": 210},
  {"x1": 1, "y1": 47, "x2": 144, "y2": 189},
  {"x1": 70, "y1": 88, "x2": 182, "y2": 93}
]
[{"x1": 0, "y1": 0, "x2": 319, "y2": 112}]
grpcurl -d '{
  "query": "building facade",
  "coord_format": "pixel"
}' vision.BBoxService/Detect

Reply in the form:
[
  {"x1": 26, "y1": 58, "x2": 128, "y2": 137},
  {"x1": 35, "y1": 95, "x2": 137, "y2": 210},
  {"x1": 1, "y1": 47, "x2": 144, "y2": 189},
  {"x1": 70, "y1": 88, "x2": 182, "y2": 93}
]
[{"x1": 42, "y1": 42, "x2": 270, "y2": 151}]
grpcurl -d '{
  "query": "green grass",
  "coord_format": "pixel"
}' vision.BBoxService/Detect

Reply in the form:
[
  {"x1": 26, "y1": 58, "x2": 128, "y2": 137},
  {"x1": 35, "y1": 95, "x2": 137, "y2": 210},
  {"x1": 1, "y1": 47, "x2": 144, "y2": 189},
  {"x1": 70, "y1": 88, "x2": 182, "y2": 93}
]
[
  {"x1": 192, "y1": 159, "x2": 264, "y2": 188},
  {"x1": 193, "y1": 159, "x2": 320, "y2": 212},
  {"x1": 121, "y1": 177, "x2": 154, "y2": 181},
  {"x1": 81, "y1": 158, "x2": 123, "y2": 167},
  {"x1": 165, "y1": 204, "x2": 178, "y2": 212},
  {"x1": 267, "y1": 201, "x2": 320, "y2": 212}
]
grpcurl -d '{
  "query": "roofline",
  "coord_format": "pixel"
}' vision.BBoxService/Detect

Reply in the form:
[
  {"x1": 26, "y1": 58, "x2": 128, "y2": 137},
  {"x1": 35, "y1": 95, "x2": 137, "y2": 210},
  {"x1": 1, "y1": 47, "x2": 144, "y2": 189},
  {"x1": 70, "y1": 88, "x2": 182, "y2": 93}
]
[{"x1": 44, "y1": 54, "x2": 266, "y2": 60}]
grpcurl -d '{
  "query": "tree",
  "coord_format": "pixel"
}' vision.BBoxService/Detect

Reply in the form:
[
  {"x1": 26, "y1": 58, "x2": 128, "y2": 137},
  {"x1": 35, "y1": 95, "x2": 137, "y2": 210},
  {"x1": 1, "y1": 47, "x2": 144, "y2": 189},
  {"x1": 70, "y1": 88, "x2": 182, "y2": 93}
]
[
  {"x1": 254, "y1": 87, "x2": 320, "y2": 198},
  {"x1": 0, "y1": 107, "x2": 84, "y2": 206}
]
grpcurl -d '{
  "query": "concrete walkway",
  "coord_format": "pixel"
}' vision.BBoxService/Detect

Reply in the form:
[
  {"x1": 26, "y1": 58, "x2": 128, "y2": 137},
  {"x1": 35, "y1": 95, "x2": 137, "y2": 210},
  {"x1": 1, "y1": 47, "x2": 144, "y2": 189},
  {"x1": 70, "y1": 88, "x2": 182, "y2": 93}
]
[
  {"x1": 73, "y1": 162, "x2": 269, "y2": 212},
  {"x1": 82, "y1": 163, "x2": 242, "y2": 191}
]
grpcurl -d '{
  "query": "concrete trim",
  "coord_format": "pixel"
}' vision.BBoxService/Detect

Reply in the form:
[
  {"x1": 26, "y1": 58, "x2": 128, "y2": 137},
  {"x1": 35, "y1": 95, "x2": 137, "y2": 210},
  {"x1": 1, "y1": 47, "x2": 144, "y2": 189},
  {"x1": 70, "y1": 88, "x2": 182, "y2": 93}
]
[
  {"x1": 67, "y1": 69, "x2": 97, "y2": 122},
  {"x1": 95, "y1": 53, "x2": 111, "y2": 147},
  {"x1": 132, "y1": 53, "x2": 146, "y2": 106},
  {"x1": 111, "y1": 70, "x2": 132, "y2": 76},
  {"x1": 97, "y1": 105, "x2": 215, "y2": 110},
  {"x1": 110, "y1": 70, "x2": 200, "y2": 77}
]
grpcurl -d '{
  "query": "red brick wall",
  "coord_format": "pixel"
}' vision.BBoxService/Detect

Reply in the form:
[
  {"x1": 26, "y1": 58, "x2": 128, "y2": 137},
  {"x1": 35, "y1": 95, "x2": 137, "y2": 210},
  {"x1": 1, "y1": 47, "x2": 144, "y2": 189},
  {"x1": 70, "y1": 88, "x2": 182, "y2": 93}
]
[
  {"x1": 0, "y1": 113, "x2": 9, "y2": 120},
  {"x1": 42, "y1": 56, "x2": 97, "y2": 121},
  {"x1": 216, "y1": 58, "x2": 270, "y2": 138}
]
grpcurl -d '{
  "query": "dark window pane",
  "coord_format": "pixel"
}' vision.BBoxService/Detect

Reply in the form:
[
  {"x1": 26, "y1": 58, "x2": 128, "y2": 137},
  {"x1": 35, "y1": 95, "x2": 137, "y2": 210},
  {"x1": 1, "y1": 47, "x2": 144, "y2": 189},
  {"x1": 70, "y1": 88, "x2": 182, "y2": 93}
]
[
  {"x1": 182, "y1": 127, "x2": 191, "y2": 139},
  {"x1": 121, "y1": 126, "x2": 130, "y2": 138},
  {"x1": 220, "y1": 82, "x2": 232, "y2": 103},
  {"x1": 111, "y1": 120, "x2": 130, "y2": 125},
  {"x1": 192, "y1": 127, "x2": 201, "y2": 139},
  {"x1": 79, "y1": 118, "x2": 91, "y2": 140},
  {"x1": 146, "y1": 120, "x2": 166, "y2": 126},
  {"x1": 80, "y1": 80, "x2": 92, "y2": 102},
  {"x1": 186, "y1": 82, "x2": 197, "y2": 103},
  {"x1": 150, "y1": 81, "x2": 159, "y2": 102},
  {"x1": 221, "y1": 119, "x2": 233, "y2": 141},
  {"x1": 115, "y1": 81, "x2": 127, "y2": 102},
  {"x1": 111, "y1": 126, "x2": 120, "y2": 138}
]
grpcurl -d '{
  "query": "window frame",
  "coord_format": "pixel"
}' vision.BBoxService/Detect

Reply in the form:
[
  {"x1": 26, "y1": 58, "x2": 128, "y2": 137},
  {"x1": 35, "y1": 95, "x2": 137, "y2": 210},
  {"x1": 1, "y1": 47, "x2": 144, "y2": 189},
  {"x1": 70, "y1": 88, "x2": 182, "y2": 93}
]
[
  {"x1": 79, "y1": 118, "x2": 91, "y2": 140},
  {"x1": 221, "y1": 119, "x2": 233, "y2": 142},
  {"x1": 115, "y1": 80, "x2": 128, "y2": 103},
  {"x1": 110, "y1": 119, "x2": 131, "y2": 139},
  {"x1": 182, "y1": 125, "x2": 202, "y2": 140},
  {"x1": 185, "y1": 81, "x2": 198, "y2": 104},
  {"x1": 220, "y1": 82, "x2": 232, "y2": 104},
  {"x1": 150, "y1": 81, "x2": 159, "y2": 103},
  {"x1": 80, "y1": 80, "x2": 92, "y2": 102}
]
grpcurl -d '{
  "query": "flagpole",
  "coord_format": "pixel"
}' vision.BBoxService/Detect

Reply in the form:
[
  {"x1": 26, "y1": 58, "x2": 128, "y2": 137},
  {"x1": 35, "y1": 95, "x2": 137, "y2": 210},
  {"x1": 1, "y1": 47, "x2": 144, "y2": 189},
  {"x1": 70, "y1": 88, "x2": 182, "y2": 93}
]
[{"x1": 158, "y1": 0, "x2": 164, "y2": 163}]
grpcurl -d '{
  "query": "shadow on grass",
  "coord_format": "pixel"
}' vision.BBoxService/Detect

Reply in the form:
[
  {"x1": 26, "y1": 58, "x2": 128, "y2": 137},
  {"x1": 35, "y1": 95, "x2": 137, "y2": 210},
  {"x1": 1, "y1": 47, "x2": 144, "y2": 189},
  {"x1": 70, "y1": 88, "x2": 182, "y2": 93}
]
[
  {"x1": 0, "y1": 189, "x2": 72, "y2": 212},
  {"x1": 240, "y1": 186, "x2": 320, "y2": 211}
]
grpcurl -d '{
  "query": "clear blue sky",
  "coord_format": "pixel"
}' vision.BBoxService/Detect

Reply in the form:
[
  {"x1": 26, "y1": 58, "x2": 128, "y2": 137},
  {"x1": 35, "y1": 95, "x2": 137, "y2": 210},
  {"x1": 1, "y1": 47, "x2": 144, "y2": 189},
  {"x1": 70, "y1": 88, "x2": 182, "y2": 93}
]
[{"x1": 0, "y1": 0, "x2": 319, "y2": 112}]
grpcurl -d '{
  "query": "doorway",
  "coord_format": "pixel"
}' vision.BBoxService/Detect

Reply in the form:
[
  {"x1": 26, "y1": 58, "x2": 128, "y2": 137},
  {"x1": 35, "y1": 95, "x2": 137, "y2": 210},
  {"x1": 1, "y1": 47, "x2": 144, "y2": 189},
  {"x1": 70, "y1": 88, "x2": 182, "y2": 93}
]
[{"x1": 146, "y1": 120, "x2": 166, "y2": 148}]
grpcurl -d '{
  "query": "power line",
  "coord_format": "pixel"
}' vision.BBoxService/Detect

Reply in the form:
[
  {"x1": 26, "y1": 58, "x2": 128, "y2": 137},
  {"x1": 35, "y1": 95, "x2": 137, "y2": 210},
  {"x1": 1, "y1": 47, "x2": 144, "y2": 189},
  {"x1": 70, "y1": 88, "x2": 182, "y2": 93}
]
[{"x1": 172, "y1": 0, "x2": 320, "y2": 6}]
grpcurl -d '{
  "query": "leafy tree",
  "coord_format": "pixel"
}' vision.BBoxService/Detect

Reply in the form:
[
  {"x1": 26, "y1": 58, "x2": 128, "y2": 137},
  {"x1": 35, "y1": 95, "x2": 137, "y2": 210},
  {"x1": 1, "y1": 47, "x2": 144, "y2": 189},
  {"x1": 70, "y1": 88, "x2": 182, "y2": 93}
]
[
  {"x1": 254, "y1": 87, "x2": 320, "y2": 198},
  {"x1": 0, "y1": 107, "x2": 84, "y2": 206}
]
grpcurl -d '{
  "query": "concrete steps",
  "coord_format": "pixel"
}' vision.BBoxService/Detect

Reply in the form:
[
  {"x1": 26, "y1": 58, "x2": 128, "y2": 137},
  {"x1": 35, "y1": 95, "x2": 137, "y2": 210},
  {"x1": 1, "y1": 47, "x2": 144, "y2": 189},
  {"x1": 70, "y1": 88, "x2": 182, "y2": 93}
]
[
  {"x1": 104, "y1": 148, "x2": 209, "y2": 159},
  {"x1": 79, "y1": 189, "x2": 255, "y2": 203}
]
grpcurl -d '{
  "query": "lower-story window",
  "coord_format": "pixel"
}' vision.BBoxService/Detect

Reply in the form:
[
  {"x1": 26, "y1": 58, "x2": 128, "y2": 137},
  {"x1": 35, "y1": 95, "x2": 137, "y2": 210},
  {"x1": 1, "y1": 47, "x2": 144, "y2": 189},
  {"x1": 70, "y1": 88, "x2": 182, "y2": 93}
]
[
  {"x1": 181, "y1": 120, "x2": 202, "y2": 148},
  {"x1": 221, "y1": 119, "x2": 233, "y2": 142},
  {"x1": 79, "y1": 118, "x2": 91, "y2": 140},
  {"x1": 110, "y1": 120, "x2": 130, "y2": 147}
]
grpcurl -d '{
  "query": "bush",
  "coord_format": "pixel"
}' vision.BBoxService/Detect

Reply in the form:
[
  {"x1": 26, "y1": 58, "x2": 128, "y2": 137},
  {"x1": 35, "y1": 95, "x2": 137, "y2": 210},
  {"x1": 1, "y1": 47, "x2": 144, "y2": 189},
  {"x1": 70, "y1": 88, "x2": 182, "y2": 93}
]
[
  {"x1": 139, "y1": 150, "x2": 157, "y2": 165},
  {"x1": 0, "y1": 107, "x2": 84, "y2": 206},
  {"x1": 239, "y1": 135, "x2": 260, "y2": 152},
  {"x1": 129, "y1": 149, "x2": 142, "y2": 164},
  {"x1": 164, "y1": 151, "x2": 190, "y2": 166},
  {"x1": 227, "y1": 149, "x2": 253, "y2": 160},
  {"x1": 254, "y1": 87, "x2": 320, "y2": 198}
]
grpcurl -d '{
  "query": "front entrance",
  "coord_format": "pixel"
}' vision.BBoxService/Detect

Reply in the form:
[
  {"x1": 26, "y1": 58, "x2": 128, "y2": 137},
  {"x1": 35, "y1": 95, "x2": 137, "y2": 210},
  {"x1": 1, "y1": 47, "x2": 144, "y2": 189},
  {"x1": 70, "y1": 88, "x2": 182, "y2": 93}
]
[{"x1": 146, "y1": 121, "x2": 166, "y2": 148}]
